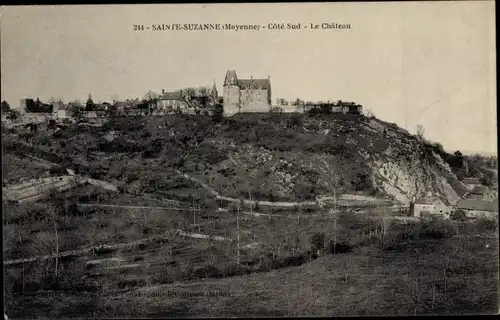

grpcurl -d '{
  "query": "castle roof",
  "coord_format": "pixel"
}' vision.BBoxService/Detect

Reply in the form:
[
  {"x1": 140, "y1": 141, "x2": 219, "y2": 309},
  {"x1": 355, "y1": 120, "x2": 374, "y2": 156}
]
[
  {"x1": 238, "y1": 78, "x2": 271, "y2": 90},
  {"x1": 224, "y1": 70, "x2": 271, "y2": 89},
  {"x1": 224, "y1": 70, "x2": 238, "y2": 85}
]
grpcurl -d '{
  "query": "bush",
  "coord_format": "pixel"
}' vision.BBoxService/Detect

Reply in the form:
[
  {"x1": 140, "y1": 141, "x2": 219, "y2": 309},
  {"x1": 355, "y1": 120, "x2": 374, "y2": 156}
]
[
  {"x1": 193, "y1": 264, "x2": 221, "y2": 279},
  {"x1": 325, "y1": 240, "x2": 353, "y2": 254},
  {"x1": 419, "y1": 220, "x2": 456, "y2": 239},
  {"x1": 221, "y1": 263, "x2": 249, "y2": 277},
  {"x1": 310, "y1": 232, "x2": 325, "y2": 251},
  {"x1": 281, "y1": 252, "x2": 308, "y2": 267},
  {"x1": 450, "y1": 210, "x2": 467, "y2": 221},
  {"x1": 49, "y1": 165, "x2": 67, "y2": 175},
  {"x1": 474, "y1": 217, "x2": 499, "y2": 233}
]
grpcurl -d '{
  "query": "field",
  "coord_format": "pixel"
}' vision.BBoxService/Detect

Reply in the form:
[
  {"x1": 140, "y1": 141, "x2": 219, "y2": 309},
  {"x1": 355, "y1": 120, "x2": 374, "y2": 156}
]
[
  {"x1": 2, "y1": 154, "x2": 51, "y2": 184},
  {"x1": 4, "y1": 189, "x2": 499, "y2": 318}
]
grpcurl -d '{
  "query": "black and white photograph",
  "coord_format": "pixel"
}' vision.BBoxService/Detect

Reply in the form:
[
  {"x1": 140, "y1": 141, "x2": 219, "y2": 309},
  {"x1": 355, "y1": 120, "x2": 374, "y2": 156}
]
[{"x1": 1, "y1": 2, "x2": 498, "y2": 318}]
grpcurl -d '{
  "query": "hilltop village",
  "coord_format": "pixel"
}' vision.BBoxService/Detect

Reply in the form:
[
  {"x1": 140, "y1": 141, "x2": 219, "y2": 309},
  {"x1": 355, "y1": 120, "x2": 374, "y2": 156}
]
[{"x1": 1, "y1": 69, "x2": 363, "y2": 126}]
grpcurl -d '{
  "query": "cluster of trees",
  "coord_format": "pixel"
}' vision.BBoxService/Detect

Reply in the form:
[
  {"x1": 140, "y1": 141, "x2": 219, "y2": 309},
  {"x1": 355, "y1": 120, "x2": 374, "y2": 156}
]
[
  {"x1": 181, "y1": 86, "x2": 215, "y2": 111},
  {"x1": 1, "y1": 101, "x2": 20, "y2": 120},
  {"x1": 465, "y1": 154, "x2": 498, "y2": 170},
  {"x1": 418, "y1": 126, "x2": 497, "y2": 186}
]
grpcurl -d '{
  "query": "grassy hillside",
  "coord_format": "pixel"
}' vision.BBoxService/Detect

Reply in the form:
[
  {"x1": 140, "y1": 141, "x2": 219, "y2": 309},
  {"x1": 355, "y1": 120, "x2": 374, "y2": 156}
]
[
  {"x1": 2, "y1": 113, "x2": 470, "y2": 204},
  {"x1": 5, "y1": 215, "x2": 498, "y2": 317}
]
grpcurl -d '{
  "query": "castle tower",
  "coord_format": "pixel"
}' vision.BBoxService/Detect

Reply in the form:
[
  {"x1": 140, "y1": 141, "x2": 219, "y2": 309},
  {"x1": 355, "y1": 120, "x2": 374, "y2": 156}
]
[{"x1": 223, "y1": 70, "x2": 240, "y2": 116}]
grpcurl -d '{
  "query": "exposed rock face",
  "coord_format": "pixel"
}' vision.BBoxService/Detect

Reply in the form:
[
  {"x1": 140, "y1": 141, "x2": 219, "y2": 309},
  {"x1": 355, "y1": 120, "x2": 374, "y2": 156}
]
[
  {"x1": 191, "y1": 114, "x2": 468, "y2": 205},
  {"x1": 371, "y1": 156, "x2": 461, "y2": 204}
]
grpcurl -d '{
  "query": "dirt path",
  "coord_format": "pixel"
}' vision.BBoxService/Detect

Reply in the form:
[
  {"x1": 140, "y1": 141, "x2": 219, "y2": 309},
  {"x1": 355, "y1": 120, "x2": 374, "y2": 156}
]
[
  {"x1": 77, "y1": 203, "x2": 204, "y2": 212},
  {"x1": 176, "y1": 170, "x2": 318, "y2": 208},
  {"x1": 3, "y1": 230, "x2": 228, "y2": 266}
]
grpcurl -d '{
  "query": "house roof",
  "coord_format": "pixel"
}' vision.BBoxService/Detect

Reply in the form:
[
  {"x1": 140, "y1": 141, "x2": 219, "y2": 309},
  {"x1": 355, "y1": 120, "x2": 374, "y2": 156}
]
[
  {"x1": 463, "y1": 177, "x2": 481, "y2": 185},
  {"x1": 159, "y1": 91, "x2": 183, "y2": 101},
  {"x1": 457, "y1": 199, "x2": 498, "y2": 212},
  {"x1": 413, "y1": 196, "x2": 450, "y2": 206},
  {"x1": 238, "y1": 78, "x2": 271, "y2": 90},
  {"x1": 414, "y1": 197, "x2": 436, "y2": 205},
  {"x1": 470, "y1": 186, "x2": 488, "y2": 195}
]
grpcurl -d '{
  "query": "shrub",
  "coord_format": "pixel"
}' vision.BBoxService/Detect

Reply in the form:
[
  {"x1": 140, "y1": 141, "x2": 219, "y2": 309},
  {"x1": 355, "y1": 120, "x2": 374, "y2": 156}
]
[
  {"x1": 193, "y1": 264, "x2": 221, "y2": 279},
  {"x1": 450, "y1": 210, "x2": 467, "y2": 221},
  {"x1": 325, "y1": 240, "x2": 353, "y2": 254},
  {"x1": 221, "y1": 263, "x2": 248, "y2": 277},
  {"x1": 474, "y1": 217, "x2": 499, "y2": 233},
  {"x1": 49, "y1": 165, "x2": 67, "y2": 175},
  {"x1": 281, "y1": 252, "x2": 308, "y2": 267},
  {"x1": 310, "y1": 232, "x2": 325, "y2": 251},
  {"x1": 419, "y1": 220, "x2": 456, "y2": 239}
]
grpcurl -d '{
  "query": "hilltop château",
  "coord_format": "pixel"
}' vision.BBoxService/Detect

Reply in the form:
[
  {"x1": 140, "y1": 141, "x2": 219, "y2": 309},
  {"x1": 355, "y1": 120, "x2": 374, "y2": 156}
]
[{"x1": 223, "y1": 70, "x2": 272, "y2": 116}]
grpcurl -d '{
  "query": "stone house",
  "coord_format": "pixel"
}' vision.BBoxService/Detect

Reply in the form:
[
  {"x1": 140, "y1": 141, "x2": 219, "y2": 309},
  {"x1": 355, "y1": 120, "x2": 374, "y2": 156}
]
[
  {"x1": 223, "y1": 70, "x2": 272, "y2": 116},
  {"x1": 83, "y1": 111, "x2": 98, "y2": 119},
  {"x1": 465, "y1": 185, "x2": 488, "y2": 200},
  {"x1": 410, "y1": 196, "x2": 452, "y2": 219},
  {"x1": 462, "y1": 177, "x2": 481, "y2": 191},
  {"x1": 157, "y1": 90, "x2": 190, "y2": 114},
  {"x1": 456, "y1": 199, "x2": 498, "y2": 219},
  {"x1": 20, "y1": 113, "x2": 52, "y2": 124},
  {"x1": 56, "y1": 105, "x2": 70, "y2": 120}
]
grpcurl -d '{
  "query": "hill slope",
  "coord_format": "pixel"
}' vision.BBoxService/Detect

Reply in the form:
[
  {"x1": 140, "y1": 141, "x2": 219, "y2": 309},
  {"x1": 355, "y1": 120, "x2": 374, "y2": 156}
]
[
  {"x1": 179, "y1": 113, "x2": 466, "y2": 205},
  {"x1": 3, "y1": 113, "x2": 472, "y2": 205}
]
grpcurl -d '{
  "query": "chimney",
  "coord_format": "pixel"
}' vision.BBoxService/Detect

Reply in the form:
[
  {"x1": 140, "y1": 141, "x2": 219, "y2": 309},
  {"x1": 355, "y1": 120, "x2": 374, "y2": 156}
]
[
  {"x1": 268, "y1": 75, "x2": 270, "y2": 80},
  {"x1": 162, "y1": 89, "x2": 165, "y2": 94}
]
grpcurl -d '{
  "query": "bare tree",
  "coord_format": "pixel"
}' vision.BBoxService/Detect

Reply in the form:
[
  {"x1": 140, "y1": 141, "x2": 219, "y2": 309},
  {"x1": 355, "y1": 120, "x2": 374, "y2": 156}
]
[
  {"x1": 144, "y1": 90, "x2": 159, "y2": 102},
  {"x1": 47, "y1": 97, "x2": 64, "y2": 105},
  {"x1": 416, "y1": 124, "x2": 425, "y2": 140},
  {"x1": 68, "y1": 100, "x2": 84, "y2": 120},
  {"x1": 143, "y1": 91, "x2": 159, "y2": 112},
  {"x1": 365, "y1": 108, "x2": 375, "y2": 118}
]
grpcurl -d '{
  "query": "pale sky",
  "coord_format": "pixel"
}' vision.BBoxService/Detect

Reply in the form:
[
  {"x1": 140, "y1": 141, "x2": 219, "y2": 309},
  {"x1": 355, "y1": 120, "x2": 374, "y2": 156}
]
[{"x1": 1, "y1": 2, "x2": 496, "y2": 154}]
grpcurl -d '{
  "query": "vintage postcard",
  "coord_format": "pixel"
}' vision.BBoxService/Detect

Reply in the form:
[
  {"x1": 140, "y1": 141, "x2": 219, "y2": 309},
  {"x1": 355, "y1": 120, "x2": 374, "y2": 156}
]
[{"x1": 1, "y1": 2, "x2": 498, "y2": 318}]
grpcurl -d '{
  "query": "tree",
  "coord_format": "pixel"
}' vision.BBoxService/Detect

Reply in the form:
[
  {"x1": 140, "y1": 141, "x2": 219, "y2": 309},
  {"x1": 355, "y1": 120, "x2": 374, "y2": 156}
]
[
  {"x1": 197, "y1": 87, "x2": 211, "y2": 110},
  {"x1": 143, "y1": 90, "x2": 159, "y2": 113},
  {"x1": 144, "y1": 90, "x2": 159, "y2": 102},
  {"x1": 291, "y1": 98, "x2": 304, "y2": 106},
  {"x1": 68, "y1": 100, "x2": 84, "y2": 120},
  {"x1": 182, "y1": 87, "x2": 197, "y2": 101},
  {"x1": 450, "y1": 210, "x2": 466, "y2": 221},
  {"x1": 289, "y1": 114, "x2": 303, "y2": 130},
  {"x1": 6, "y1": 109, "x2": 20, "y2": 120},
  {"x1": 212, "y1": 103, "x2": 224, "y2": 122},
  {"x1": 1, "y1": 101, "x2": 11, "y2": 113},
  {"x1": 137, "y1": 99, "x2": 150, "y2": 113},
  {"x1": 86, "y1": 93, "x2": 95, "y2": 111},
  {"x1": 47, "y1": 97, "x2": 64, "y2": 106},
  {"x1": 365, "y1": 108, "x2": 375, "y2": 118},
  {"x1": 310, "y1": 232, "x2": 325, "y2": 253},
  {"x1": 48, "y1": 119, "x2": 58, "y2": 131},
  {"x1": 416, "y1": 124, "x2": 425, "y2": 140},
  {"x1": 107, "y1": 104, "x2": 117, "y2": 118}
]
